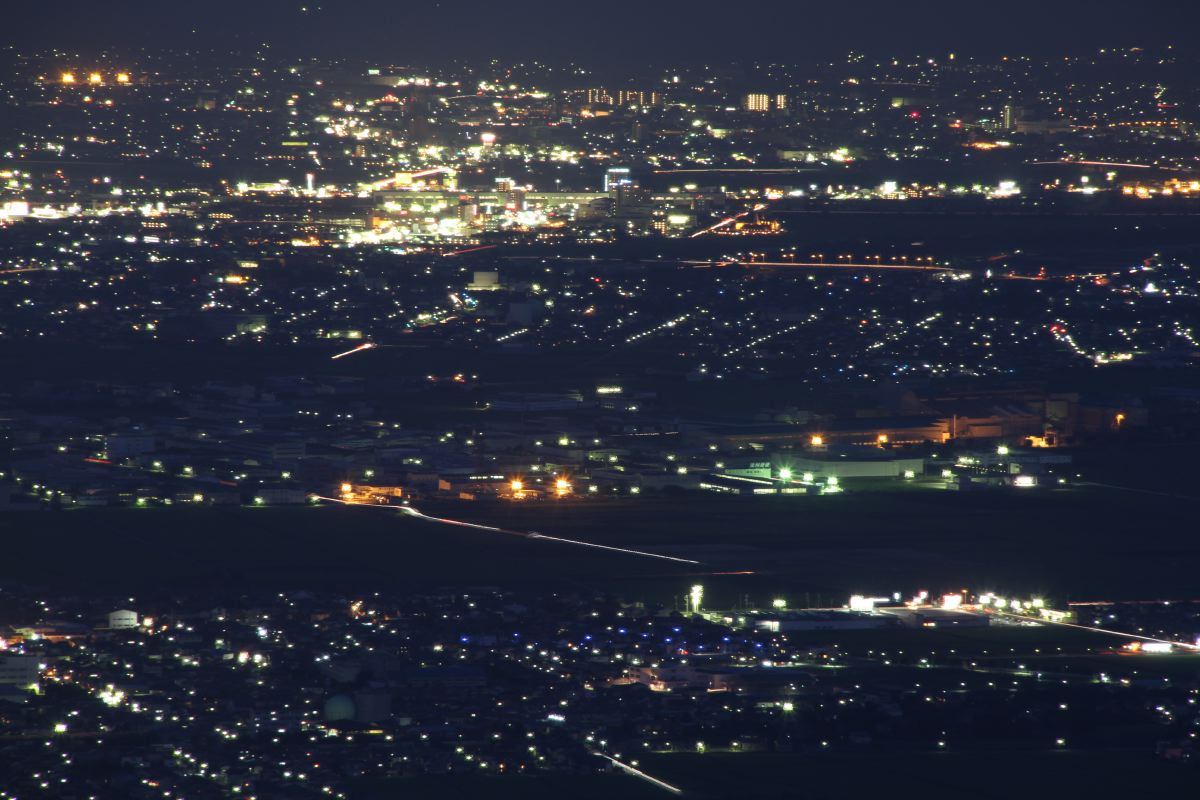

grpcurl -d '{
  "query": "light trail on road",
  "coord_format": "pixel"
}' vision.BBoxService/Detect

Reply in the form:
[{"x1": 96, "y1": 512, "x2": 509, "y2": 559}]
[
  {"x1": 1029, "y1": 160, "x2": 1154, "y2": 169},
  {"x1": 314, "y1": 496, "x2": 701, "y2": 565},
  {"x1": 593, "y1": 753, "x2": 683, "y2": 795},
  {"x1": 995, "y1": 610, "x2": 1200, "y2": 651},
  {"x1": 689, "y1": 203, "x2": 767, "y2": 238},
  {"x1": 368, "y1": 166, "x2": 455, "y2": 190},
  {"x1": 443, "y1": 244, "x2": 497, "y2": 257},
  {"x1": 1069, "y1": 599, "x2": 1200, "y2": 606},
  {"x1": 654, "y1": 167, "x2": 812, "y2": 174},
  {"x1": 330, "y1": 342, "x2": 377, "y2": 360},
  {"x1": 1077, "y1": 481, "x2": 1199, "y2": 501},
  {"x1": 681, "y1": 259, "x2": 954, "y2": 272}
]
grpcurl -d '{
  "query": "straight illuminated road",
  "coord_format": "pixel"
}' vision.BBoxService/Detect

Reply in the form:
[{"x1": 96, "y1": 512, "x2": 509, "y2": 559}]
[
  {"x1": 689, "y1": 203, "x2": 767, "y2": 238},
  {"x1": 314, "y1": 496, "x2": 702, "y2": 565},
  {"x1": 329, "y1": 342, "x2": 377, "y2": 360},
  {"x1": 681, "y1": 258, "x2": 954, "y2": 272},
  {"x1": 593, "y1": 752, "x2": 684, "y2": 795},
  {"x1": 994, "y1": 610, "x2": 1200, "y2": 651}
]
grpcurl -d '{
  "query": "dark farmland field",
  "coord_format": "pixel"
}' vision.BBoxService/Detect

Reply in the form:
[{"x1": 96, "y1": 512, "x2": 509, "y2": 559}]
[
  {"x1": 1, "y1": 487, "x2": 1196, "y2": 608},
  {"x1": 351, "y1": 749, "x2": 1200, "y2": 800},
  {"x1": 635, "y1": 749, "x2": 1200, "y2": 799}
]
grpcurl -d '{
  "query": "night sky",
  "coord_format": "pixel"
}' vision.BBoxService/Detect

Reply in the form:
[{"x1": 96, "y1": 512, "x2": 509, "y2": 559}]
[{"x1": 4, "y1": 0, "x2": 1199, "y2": 64}]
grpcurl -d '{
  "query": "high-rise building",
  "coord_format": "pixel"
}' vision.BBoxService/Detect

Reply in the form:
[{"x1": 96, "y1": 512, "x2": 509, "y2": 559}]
[
  {"x1": 1002, "y1": 104, "x2": 1022, "y2": 131},
  {"x1": 586, "y1": 89, "x2": 661, "y2": 108},
  {"x1": 611, "y1": 184, "x2": 652, "y2": 216},
  {"x1": 457, "y1": 198, "x2": 478, "y2": 224},
  {"x1": 743, "y1": 93, "x2": 787, "y2": 112},
  {"x1": 0, "y1": 655, "x2": 42, "y2": 686},
  {"x1": 744, "y1": 93, "x2": 771, "y2": 112},
  {"x1": 505, "y1": 188, "x2": 527, "y2": 212},
  {"x1": 604, "y1": 167, "x2": 633, "y2": 192},
  {"x1": 617, "y1": 89, "x2": 662, "y2": 107}
]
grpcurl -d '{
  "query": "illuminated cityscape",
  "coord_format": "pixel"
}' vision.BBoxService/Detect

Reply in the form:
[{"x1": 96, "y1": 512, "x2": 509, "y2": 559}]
[{"x1": 3, "y1": 2, "x2": 1200, "y2": 797}]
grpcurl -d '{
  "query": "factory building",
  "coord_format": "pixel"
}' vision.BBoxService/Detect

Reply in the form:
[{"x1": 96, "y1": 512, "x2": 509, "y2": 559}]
[
  {"x1": 732, "y1": 609, "x2": 894, "y2": 632},
  {"x1": 784, "y1": 449, "x2": 926, "y2": 480},
  {"x1": 107, "y1": 610, "x2": 138, "y2": 630}
]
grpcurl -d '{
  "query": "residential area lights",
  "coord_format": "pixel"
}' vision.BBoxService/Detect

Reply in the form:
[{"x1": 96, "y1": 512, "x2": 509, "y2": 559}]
[{"x1": 1, "y1": 36, "x2": 1199, "y2": 800}]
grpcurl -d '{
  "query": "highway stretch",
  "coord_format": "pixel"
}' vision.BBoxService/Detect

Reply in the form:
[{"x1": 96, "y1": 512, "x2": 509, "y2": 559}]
[{"x1": 314, "y1": 496, "x2": 702, "y2": 565}]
